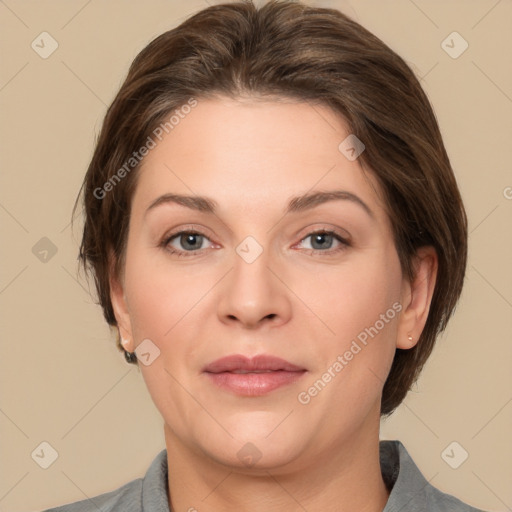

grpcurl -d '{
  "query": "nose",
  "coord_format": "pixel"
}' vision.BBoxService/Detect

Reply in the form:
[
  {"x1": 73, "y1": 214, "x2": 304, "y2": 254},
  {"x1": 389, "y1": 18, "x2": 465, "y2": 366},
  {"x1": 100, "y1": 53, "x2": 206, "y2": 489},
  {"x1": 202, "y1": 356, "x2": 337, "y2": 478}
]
[{"x1": 216, "y1": 244, "x2": 292, "y2": 330}]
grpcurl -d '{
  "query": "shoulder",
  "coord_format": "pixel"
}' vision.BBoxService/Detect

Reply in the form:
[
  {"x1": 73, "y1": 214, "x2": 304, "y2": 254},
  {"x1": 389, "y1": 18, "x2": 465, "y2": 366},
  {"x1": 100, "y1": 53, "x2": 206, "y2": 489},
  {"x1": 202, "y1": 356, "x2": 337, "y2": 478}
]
[
  {"x1": 424, "y1": 483, "x2": 488, "y2": 512},
  {"x1": 39, "y1": 478, "x2": 142, "y2": 512},
  {"x1": 381, "y1": 440, "x2": 489, "y2": 512},
  {"x1": 38, "y1": 449, "x2": 168, "y2": 512}
]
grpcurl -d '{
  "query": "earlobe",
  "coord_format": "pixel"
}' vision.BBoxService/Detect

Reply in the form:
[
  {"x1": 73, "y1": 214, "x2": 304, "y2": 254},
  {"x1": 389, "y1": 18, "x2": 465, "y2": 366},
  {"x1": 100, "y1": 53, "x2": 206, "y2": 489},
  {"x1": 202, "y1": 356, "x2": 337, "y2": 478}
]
[
  {"x1": 108, "y1": 251, "x2": 134, "y2": 352},
  {"x1": 396, "y1": 246, "x2": 438, "y2": 350}
]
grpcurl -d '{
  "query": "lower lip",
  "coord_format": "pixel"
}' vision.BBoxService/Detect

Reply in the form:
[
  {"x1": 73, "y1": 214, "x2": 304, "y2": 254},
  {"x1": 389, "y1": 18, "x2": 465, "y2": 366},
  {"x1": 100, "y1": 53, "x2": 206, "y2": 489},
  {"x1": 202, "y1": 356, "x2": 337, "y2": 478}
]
[{"x1": 205, "y1": 371, "x2": 306, "y2": 396}]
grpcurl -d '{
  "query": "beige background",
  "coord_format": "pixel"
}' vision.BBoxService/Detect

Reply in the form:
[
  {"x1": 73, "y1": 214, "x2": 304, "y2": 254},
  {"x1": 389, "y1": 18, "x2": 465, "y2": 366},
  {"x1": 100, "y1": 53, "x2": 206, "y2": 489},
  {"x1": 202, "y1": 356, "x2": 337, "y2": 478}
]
[{"x1": 0, "y1": 0, "x2": 511, "y2": 511}]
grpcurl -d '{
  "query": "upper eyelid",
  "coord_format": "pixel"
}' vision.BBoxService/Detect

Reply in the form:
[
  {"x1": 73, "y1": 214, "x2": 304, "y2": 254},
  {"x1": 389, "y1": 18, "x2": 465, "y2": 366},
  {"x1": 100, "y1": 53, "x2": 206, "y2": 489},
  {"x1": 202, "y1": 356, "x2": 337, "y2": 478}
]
[
  {"x1": 159, "y1": 213, "x2": 354, "y2": 239},
  {"x1": 295, "y1": 230, "x2": 350, "y2": 249}
]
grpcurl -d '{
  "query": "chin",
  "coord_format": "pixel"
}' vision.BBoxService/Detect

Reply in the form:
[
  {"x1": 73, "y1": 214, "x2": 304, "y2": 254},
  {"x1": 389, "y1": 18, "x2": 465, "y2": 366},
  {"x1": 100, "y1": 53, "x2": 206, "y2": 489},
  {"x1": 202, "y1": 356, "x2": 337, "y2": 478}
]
[
  {"x1": 206, "y1": 438, "x2": 304, "y2": 473},
  {"x1": 198, "y1": 415, "x2": 308, "y2": 471}
]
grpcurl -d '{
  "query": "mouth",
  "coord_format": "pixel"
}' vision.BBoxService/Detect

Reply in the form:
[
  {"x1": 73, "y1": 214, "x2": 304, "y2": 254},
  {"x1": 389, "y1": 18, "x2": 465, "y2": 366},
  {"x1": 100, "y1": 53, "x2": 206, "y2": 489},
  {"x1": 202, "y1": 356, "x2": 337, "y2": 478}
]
[{"x1": 203, "y1": 354, "x2": 307, "y2": 396}]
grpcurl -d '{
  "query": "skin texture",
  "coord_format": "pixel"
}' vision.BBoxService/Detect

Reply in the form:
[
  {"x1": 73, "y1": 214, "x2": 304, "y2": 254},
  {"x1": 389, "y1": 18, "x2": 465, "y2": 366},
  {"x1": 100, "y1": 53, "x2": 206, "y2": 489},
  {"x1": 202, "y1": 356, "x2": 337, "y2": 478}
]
[{"x1": 110, "y1": 96, "x2": 437, "y2": 512}]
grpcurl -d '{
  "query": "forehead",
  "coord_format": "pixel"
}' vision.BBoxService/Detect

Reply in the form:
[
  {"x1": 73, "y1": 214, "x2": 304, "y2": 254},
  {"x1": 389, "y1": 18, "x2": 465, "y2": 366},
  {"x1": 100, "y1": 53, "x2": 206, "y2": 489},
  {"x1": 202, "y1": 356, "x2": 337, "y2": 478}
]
[{"x1": 132, "y1": 97, "x2": 388, "y2": 221}]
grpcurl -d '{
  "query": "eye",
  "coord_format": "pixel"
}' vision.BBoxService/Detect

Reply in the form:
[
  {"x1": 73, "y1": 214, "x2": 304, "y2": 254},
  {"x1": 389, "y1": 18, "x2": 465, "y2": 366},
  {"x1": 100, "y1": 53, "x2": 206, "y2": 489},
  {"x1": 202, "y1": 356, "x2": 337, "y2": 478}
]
[
  {"x1": 296, "y1": 230, "x2": 350, "y2": 255},
  {"x1": 161, "y1": 230, "x2": 213, "y2": 257},
  {"x1": 160, "y1": 228, "x2": 350, "y2": 258}
]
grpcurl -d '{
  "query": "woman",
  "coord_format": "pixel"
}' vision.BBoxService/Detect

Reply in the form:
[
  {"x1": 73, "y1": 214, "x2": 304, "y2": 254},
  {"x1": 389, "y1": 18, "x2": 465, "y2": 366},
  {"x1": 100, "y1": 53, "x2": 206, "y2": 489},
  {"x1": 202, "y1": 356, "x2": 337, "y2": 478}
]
[{"x1": 43, "y1": 1, "x2": 488, "y2": 510}]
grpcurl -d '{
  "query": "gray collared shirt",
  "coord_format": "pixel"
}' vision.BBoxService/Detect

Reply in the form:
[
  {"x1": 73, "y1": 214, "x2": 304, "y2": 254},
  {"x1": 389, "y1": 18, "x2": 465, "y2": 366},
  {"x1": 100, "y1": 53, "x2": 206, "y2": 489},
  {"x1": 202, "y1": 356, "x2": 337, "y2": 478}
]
[{"x1": 42, "y1": 440, "x2": 488, "y2": 511}]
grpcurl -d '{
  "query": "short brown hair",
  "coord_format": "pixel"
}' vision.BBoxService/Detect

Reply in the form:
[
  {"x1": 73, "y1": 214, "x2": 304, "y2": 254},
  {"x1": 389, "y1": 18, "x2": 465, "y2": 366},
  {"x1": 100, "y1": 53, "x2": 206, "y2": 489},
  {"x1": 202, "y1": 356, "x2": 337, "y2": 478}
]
[{"x1": 75, "y1": 0, "x2": 467, "y2": 416}]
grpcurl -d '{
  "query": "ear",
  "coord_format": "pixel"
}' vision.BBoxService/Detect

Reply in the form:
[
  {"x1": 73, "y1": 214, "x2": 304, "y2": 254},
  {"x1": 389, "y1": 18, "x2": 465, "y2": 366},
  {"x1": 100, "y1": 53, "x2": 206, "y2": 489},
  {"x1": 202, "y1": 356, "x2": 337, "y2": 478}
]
[
  {"x1": 396, "y1": 246, "x2": 438, "y2": 349},
  {"x1": 109, "y1": 249, "x2": 134, "y2": 352}
]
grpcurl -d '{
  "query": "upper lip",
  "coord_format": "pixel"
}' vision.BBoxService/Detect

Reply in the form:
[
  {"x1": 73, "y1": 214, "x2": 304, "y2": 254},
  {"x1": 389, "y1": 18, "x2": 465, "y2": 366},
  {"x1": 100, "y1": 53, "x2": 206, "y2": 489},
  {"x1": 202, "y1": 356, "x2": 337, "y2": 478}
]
[{"x1": 203, "y1": 355, "x2": 306, "y2": 373}]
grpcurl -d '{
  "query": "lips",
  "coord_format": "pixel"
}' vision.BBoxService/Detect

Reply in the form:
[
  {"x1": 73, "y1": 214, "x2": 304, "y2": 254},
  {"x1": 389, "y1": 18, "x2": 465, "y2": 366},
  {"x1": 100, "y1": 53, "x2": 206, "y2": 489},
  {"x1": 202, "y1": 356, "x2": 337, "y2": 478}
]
[
  {"x1": 203, "y1": 355, "x2": 306, "y2": 396},
  {"x1": 203, "y1": 354, "x2": 305, "y2": 373}
]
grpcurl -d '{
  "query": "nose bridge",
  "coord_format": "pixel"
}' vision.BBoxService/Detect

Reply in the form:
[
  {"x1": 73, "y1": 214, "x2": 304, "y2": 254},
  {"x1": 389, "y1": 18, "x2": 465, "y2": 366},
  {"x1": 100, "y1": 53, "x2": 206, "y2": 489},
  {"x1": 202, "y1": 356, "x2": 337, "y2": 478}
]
[
  {"x1": 234, "y1": 235, "x2": 272, "y2": 291},
  {"x1": 216, "y1": 232, "x2": 291, "y2": 327}
]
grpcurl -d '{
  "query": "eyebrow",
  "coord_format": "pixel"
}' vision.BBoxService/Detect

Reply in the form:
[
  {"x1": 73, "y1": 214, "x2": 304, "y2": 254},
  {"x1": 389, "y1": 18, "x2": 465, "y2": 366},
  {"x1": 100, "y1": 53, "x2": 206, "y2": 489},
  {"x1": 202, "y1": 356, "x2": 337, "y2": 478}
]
[{"x1": 145, "y1": 190, "x2": 374, "y2": 219}]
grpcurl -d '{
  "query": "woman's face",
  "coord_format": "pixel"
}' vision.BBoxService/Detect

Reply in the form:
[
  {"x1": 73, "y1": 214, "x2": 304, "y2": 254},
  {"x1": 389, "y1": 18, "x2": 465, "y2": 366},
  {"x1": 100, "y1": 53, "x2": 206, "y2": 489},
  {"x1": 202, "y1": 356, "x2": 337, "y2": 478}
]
[{"x1": 111, "y1": 96, "x2": 422, "y2": 472}]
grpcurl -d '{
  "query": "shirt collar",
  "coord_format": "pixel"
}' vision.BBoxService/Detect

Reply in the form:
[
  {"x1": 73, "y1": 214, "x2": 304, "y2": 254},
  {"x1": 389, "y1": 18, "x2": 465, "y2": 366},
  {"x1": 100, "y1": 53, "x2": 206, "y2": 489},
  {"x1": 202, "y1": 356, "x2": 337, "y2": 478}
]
[
  {"x1": 381, "y1": 439, "x2": 432, "y2": 511},
  {"x1": 141, "y1": 448, "x2": 170, "y2": 511}
]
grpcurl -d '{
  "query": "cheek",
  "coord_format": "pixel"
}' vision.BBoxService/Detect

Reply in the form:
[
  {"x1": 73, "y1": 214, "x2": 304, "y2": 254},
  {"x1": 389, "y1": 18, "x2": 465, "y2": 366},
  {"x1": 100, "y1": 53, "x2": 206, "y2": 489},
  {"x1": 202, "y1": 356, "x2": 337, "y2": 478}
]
[
  {"x1": 298, "y1": 248, "x2": 403, "y2": 410},
  {"x1": 294, "y1": 258, "x2": 402, "y2": 416},
  {"x1": 123, "y1": 248, "x2": 205, "y2": 341},
  {"x1": 296, "y1": 249, "x2": 402, "y2": 347}
]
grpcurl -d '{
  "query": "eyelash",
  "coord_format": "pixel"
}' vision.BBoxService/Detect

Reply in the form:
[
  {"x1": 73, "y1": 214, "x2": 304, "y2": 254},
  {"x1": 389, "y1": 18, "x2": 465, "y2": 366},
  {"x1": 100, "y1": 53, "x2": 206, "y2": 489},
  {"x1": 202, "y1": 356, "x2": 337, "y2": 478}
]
[{"x1": 160, "y1": 228, "x2": 351, "y2": 258}]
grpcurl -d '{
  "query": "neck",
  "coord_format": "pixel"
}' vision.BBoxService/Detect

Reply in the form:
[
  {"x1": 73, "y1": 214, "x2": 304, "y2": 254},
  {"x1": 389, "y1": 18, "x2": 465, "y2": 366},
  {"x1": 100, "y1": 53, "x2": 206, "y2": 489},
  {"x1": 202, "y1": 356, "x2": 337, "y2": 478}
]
[{"x1": 163, "y1": 420, "x2": 389, "y2": 512}]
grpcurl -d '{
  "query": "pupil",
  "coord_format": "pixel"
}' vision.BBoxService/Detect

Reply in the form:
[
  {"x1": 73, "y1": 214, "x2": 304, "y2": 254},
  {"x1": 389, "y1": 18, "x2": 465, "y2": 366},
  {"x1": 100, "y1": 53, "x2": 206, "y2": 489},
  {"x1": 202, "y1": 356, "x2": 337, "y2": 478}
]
[
  {"x1": 184, "y1": 234, "x2": 200, "y2": 250},
  {"x1": 313, "y1": 233, "x2": 331, "y2": 249}
]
